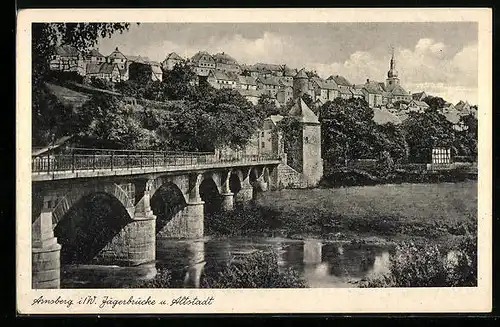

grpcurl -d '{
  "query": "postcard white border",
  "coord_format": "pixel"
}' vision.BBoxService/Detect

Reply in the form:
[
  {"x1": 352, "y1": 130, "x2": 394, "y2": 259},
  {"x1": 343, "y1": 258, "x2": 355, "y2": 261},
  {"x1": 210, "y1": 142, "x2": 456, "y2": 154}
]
[{"x1": 16, "y1": 8, "x2": 492, "y2": 314}]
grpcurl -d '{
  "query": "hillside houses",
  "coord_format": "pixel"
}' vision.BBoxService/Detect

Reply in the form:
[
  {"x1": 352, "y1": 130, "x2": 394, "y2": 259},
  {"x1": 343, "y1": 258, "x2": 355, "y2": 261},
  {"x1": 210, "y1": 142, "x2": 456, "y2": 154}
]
[
  {"x1": 47, "y1": 45, "x2": 476, "y2": 127},
  {"x1": 162, "y1": 52, "x2": 184, "y2": 71}
]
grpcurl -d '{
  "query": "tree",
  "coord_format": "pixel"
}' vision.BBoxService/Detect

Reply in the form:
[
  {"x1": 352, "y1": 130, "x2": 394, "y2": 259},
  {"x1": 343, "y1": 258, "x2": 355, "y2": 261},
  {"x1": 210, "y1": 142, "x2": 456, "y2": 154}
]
[
  {"x1": 255, "y1": 94, "x2": 281, "y2": 118},
  {"x1": 422, "y1": 95, "x2": 447, "y2": 111},
  {"x1": 400, "y1": 110, "x2": 456, "y2": 163},
  {"x1": 319, "y1": 98, "x2": 378, "y2": 167},
  {"x1": 77, "y1": 94, "x2": 158, "y2": 149},
  {"x1": 32, "y1": 23, "x2": 133, "y2": 146}
]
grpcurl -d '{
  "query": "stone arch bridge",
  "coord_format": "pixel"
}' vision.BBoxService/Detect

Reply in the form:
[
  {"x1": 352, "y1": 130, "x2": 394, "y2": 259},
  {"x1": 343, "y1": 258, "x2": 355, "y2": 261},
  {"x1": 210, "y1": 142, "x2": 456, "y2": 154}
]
[{"x1": 31, "y1": 149, "x2": 281, "y2": 289}]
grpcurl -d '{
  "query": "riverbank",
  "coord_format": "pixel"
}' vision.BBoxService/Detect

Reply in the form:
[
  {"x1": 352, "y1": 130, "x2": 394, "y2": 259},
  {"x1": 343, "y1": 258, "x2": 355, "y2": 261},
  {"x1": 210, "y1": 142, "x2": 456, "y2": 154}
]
[
  {"x1": 206, "y1": 181, "x2": 477, "y2": 250},
  {"x1": 318, "y1": 166, "x2": 477, "y2": 188}
]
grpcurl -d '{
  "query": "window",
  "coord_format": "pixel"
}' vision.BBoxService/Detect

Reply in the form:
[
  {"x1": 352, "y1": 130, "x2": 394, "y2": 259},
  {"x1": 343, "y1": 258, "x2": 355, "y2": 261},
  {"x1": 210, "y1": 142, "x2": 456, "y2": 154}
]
[
  {"x1": 261, "y1": 131, "x2": 265, "y2": 137},
  {"x1": 261, "y1": 142, "x2": 265, "y2": 148}
]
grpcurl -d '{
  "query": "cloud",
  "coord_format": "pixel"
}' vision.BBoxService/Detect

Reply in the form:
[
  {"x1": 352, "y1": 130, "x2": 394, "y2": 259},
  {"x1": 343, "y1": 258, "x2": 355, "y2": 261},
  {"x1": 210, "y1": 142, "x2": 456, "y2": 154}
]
[{"x1": 306, "y1": 38, "x2": 478, "y2": 103}]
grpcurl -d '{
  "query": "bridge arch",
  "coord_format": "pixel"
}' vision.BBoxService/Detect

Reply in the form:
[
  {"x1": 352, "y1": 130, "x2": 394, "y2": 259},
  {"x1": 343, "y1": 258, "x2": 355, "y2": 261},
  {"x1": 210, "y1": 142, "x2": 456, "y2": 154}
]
[
  {"x1": 150, "y1": 180, "x2": 188, "y2": 234},
  {"x1": 229, "y1": 169, "x2": 243, "y2": 194},
  {"x1": 199, "y1": 175, "x2": 222, "y2": 215},
  {"x1": 53, "y1": 191, "x2": 134, "y2": 264},
  {"x1": 51, "y1": 183, "x2": 134, "y2": 228}
]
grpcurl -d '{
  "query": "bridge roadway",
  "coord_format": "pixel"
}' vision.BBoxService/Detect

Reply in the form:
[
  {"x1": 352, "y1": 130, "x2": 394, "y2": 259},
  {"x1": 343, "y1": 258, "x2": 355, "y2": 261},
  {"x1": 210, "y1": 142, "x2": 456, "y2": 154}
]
[{"x1": 31, "y1": 148, "x2": 283, "y2": 289}]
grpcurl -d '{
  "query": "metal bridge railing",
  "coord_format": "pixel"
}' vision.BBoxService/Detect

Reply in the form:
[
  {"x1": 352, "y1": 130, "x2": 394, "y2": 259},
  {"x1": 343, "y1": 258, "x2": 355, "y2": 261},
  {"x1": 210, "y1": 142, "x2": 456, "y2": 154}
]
[{"x1": 32, "y1": 148, "x2": 281, "y2": 174}]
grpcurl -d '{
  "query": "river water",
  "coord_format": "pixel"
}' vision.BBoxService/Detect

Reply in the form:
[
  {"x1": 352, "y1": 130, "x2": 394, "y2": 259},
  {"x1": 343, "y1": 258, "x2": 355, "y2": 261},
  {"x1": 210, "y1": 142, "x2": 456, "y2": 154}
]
[
  {"x1": 60, "y1": 181, "x2": 476, "y2": 289},
  {"x1": 61, "y1": 236, "x2": 391, "y2": 288}
]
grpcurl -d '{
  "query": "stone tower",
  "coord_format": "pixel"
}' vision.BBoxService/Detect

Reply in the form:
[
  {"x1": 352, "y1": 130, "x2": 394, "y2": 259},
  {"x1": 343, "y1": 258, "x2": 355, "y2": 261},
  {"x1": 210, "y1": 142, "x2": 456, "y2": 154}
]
[
  {"x1": 293, "y1": 68, "x2": 309, "y2": 99},
  {"x1": 385, "y1": 47, "x2": 400, "y2": 91},
  {"x1": 286, "y1": 95, "x2": 323, "y2": 187}
]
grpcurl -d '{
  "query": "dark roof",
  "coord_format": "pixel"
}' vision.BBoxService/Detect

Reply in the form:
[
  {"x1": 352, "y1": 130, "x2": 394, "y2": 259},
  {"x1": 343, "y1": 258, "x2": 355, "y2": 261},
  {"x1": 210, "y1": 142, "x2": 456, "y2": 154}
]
[
  {"x1": 54, "y1": 44, "x2": 80, "y2": 57},
  {"x1": 191, "y1": 51, "x2": 215, "y2": 63},
  {"x1": 411, "y1": 100, "x2": 430, "y2": 108},
  {"x1": 283, "y1": 66, "x2": 297, "y2": 77},
  {"x1": 278, "y1": 78, "x2": 293, "y2": 88},
  {"x1": 350, "y1": 88, "x2": 364, "y2": 96},
  {"x1": 88, "y1": 49, "x2": 104, "y2": 58},
  {"x1": 257, "y1": 76, "x2": 281, "y2": 86},
  {"x1": 107, "y1": 47, "x2": 126, "y2": 60},
  {"x1": 363, "y1": 83, "x2": 382, "y2": 95},
  {"x1": 166, "y1": 52, "x2": 183, "y2": 61},
  {"x1": 288, "y1": 98, "x2": 320, "y2": 124},
  {"x1": 86, "y1": 63, "x2": 102, "y2": 74},
  {"x1": 412, "y1": 91, "x2": 426, "y2": 99},
  {"x1": 99, "y1": 63, "x2": 119, "y2": 74},
  {"x1": 238, "y1": 75, "x2": 257, "y2": 85},
  {"x1": 294, "y1": 68, "x2": 308, "y2": 79},
  {"x1": 252, "y1": 63, "x2": 283, "y2": 72},
  {"x1": 391, "y1": 85, "x2": 409, "y2": 96},
  {"x1": 327, "y1": 75, "x2": 352, "y2": 87},
  {"x1": 213, "y1": 52, "x2": 238, "y2": 64},
  {"x1": 311, "y1": 77, "x2": 339, "y2": 90},
  {"x1": 209, "y1": 70, "x2": 235, "y2": 81}
]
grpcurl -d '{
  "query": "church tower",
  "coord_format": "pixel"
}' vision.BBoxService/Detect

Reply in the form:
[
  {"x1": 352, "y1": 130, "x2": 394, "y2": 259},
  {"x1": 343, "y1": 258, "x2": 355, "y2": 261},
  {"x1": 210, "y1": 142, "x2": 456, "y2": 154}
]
[
  {"x1": 284, "y1": 69, "x2": 323, "y2": 187},
  {"x1": 385, "y1": 47, "x2": 400, "y2": 91}
]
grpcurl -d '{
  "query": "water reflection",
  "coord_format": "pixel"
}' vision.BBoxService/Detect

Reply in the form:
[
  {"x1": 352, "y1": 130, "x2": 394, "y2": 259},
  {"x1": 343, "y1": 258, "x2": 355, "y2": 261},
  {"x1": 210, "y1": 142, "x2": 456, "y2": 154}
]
[{"x1": 61, "y1": 236, "x2": 391, "y2": 288}]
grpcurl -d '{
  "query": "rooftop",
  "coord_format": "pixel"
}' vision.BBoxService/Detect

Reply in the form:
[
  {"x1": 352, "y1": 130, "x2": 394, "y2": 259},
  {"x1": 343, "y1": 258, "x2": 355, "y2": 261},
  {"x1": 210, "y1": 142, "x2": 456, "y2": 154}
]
[{"x1": 288, "y1": 98, "x2": 320, "y2": 124}]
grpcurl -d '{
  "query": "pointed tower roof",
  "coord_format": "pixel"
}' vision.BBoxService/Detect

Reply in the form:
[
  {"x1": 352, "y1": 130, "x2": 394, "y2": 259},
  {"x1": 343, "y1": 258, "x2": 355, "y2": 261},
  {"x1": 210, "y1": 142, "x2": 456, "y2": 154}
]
[
  {"x1": 294, "y1": 68, "x2": 308, "y2": 79},
  {"x1": 288, "y1": 98, "x2": 320, "y2": 124}
]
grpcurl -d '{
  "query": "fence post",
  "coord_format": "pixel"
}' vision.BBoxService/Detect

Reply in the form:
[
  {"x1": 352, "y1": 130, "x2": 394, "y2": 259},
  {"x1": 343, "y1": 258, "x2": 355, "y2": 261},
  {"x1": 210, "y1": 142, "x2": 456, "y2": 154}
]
[
  {"x1": 126, "y1": 153, "x2": 129, "y2": 170},
  {"x1": 111, "y1": 152, "x2": 114, "y2": 171},
  {"x1": 92, "y1": 151, "x2": 96, "y2": 171},
  {"x1": 140, "y1": 152, "x2": 143, "y2": 169},
  {"x1": 72, "y1": 152, "x2": 75, "y2": 173},
  {"x1": 152, "y1": 152, "x2": 155, "y2": 169},
  {"x1": 47, "y1": 153, "x2": 50, "y2": 174}
]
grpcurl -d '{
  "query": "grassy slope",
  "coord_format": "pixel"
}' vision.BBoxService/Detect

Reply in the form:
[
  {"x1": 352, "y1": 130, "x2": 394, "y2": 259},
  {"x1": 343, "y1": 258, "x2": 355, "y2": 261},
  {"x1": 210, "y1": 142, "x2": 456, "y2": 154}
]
[{"x1": 253, "y1": 181, "x2": 477, "y2": 243}]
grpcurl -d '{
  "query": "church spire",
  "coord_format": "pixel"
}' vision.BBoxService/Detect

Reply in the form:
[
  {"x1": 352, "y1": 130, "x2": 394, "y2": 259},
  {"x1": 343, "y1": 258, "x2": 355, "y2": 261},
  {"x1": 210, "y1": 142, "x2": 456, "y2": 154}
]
[{"x1": 387, "y1": 46, "x2": 398, "y2": 79}]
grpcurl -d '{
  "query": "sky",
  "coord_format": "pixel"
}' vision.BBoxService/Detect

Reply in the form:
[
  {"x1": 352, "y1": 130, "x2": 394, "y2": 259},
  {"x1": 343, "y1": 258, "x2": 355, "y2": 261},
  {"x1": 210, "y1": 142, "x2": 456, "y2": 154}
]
[{"x1": 97, "y1": 22, "x2": 478, "y2": 104}]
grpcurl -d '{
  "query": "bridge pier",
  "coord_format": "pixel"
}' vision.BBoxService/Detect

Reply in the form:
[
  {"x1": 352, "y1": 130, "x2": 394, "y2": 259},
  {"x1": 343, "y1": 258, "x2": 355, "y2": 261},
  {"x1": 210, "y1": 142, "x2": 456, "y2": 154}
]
[
  {"x1": 220, "y1": 171, "x2": 234, "y2": 211},
  {"x1": 235, "y1": 169, "x2": 254, "y2": 206},
  {"x1": 32, "y1": 200, "x2": 61, "y2": 289},
  {"x1": 95, "y1": 181, "x2": 157, "y2": 266}
]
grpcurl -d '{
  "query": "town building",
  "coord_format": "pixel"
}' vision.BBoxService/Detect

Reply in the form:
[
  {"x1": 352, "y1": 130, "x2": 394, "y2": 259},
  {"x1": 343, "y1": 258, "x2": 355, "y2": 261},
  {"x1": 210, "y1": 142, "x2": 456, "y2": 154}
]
[
  {"x1": 238, "y1": 89, "x2": 265, "y2": 105},
  {"x1": 412, "y1": 91, "x2": 427, "y2": 101},
  {"x1": 162, "y1": 52, "x2": 184, "y2": 71},
  {"x1": 86, "y1": 62, "x2": 121, "y2": 82},
  {"x1": 207, "y1": 70, "x2": 238, "y2": 89},
  {"x1": 257, "y1": 76, "x2": 281, "y2": 97},
  {"x1": 213, "y1": 52, "x2": 241, "y2": 74},
  {"x1": 406, "y1": 99, "x2": 430, "y2": 112},
  {"x1": 276, "y1": 79, "x2": 294, "y2": 106},
  {"x1": 49, "y1": 44, "x2": 86, "y2": 76},
  {"x1": 455, "y1": 100, "x2": 471, "y2": 113},
  {"x1": 190, "y1": 51, "x2": 216, "y2": 77},
  {"x1": 128, "y1": 60, "x2": 163, "y2": 82},
  {"x1": 361, "y1": 81, "x2": 383, "y2": 108},
  {"x1": 85, "y1": 48, "x2": 106, "y2": 64},
  {"x1": 237, "y1": 75, "x2": 258, "y2": 90},
  {"x1": 326, "y1": 75, "x2": 353, "y2": 91},
  {"x1": 309, "y1": 77, "x2": 339, "y2": 103}
]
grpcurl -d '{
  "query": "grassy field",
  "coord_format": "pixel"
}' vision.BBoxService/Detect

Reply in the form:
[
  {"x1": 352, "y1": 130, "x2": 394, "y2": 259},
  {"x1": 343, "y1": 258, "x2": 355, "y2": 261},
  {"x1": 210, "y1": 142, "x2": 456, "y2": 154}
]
[{"x1": 207, "y1": 181, "x2": 477, "y2": 248}]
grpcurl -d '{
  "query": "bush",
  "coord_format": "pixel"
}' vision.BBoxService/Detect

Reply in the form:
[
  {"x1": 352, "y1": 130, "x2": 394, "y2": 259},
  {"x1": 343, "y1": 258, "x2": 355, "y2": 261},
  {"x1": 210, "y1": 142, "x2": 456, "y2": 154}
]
[
  {"x1": 201, "y1": 250, "x2": 307, "y2": 288},
  {"x1": 132, "y1": 268, "x2": 172, "y2": 288},
  {"x1": 359, "y1": 233, "x2": 477, "y2": 287}
]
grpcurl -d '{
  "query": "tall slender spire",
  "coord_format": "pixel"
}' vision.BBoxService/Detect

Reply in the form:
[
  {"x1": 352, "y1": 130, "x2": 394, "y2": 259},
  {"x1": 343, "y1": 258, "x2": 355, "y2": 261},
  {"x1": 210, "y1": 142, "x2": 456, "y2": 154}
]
[{"x1": 387, "y1": 46, "x2": 398, "y2": 78}]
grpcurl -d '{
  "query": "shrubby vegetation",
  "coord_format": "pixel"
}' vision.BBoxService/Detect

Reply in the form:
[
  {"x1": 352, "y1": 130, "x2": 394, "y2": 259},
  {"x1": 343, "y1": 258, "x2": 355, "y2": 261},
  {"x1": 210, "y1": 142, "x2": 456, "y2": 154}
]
[
  {"x1": 201, "y1": 250, "x2": 307, "y2": 288},
  {"x1": 131, "y1": 268, "x2": 172, "y2": 288},
  {"x1": 359, "y1": 233, "x2": 477, "y2": 287}
]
